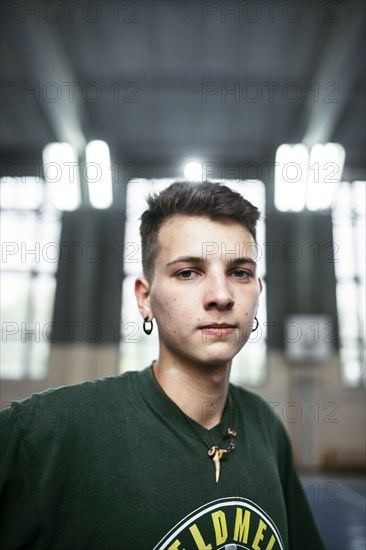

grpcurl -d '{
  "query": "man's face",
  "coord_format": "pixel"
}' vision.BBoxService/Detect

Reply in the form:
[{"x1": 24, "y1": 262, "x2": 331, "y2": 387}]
[{"x1": 136, "y1": 215, "x2": 262, "y2": 369}]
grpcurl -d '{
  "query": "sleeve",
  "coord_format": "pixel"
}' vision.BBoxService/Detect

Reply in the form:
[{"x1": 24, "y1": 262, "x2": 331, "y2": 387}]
[
  {"x1": 0, "y1": 406, "x2": 40, "y2": 549},
  {"x1": 278, "y1": 425, "x2": 327, "y2": 550}
]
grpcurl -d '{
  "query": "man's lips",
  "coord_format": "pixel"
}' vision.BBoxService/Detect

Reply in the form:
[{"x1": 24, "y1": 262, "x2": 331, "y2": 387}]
[
  {"x1": 199, "y1": 323, "x2": 238, "y2": 329},
  {"x1": 199, "y1": 323, "x2": 238, "y2": 334}
]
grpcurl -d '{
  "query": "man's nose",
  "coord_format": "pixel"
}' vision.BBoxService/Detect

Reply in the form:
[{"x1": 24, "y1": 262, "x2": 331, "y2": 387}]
[{"x1": 204, "y1": 274, "x2": 235, "y2": 310}]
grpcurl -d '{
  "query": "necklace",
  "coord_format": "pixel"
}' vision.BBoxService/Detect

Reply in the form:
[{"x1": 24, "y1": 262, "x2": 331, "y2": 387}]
[
  {"x1": 150, "y1": 363, "x2": 237, "y2": 483},
  {"x1": 181, "y1": 401, "x2": 237, "y2": 483}
]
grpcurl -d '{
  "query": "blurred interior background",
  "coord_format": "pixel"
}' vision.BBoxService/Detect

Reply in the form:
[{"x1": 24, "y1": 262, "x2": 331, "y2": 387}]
[{"x1": 1, "y1": 1, "x2": 365, "y2": 547}]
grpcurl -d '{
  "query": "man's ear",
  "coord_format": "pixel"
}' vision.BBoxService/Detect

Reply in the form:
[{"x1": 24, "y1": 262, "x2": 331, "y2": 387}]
[
  {"x1": 258, "y1": 277, "x2": 263, "y2": 294},
  {"x1": 134, "y1": 277, "x2": 153, "y2": 320}
]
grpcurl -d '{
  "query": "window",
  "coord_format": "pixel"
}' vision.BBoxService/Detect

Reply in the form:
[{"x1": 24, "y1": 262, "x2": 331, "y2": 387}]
[
  {"x1": 332, "y1": 181, "x2": 365, "y2": 387},
  {"x1": 120, "y1": 179, "x2": 267, "y2": 386},
  {"x1": 1, "y1": 177, "x2": 61, "y2": 379}
]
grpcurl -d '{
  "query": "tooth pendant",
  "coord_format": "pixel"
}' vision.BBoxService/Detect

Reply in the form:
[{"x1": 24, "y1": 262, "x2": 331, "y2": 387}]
[{"x1": 208, "y1": 446, "x2": 228, "y2": 483}]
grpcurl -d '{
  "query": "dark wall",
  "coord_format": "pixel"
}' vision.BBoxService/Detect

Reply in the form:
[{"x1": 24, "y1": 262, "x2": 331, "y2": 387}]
[
  {"x1": 52, "y1": 209, "x2": 125, "y2": 344},
  {"x1": 265, "y1": 211, "x2": 338, "y2": 349}
]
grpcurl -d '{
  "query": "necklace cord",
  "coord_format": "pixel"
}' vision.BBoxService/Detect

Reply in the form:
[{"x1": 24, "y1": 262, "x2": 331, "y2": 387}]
[
  {"x1": 149, "y1": 364, "x2": 236, "y2": 482},
  {"x1": 179, "y1": 397, "x2": 237, "y2": 454}
]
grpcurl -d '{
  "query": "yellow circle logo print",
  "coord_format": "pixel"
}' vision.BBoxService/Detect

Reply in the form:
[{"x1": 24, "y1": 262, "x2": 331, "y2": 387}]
[{"x1": 154, "y1": 497, "x2": 284, "y2": 550}]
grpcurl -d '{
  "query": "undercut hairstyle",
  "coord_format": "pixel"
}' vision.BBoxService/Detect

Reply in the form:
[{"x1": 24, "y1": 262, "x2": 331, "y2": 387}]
[{"x1": 139, "y1": 181, "x2": 260, "y2": 281}]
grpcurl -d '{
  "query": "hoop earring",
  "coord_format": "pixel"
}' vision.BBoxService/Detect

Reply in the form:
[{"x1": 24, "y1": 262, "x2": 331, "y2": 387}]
[
  {"x1": 251, "y1": 317, "x2": 259, "y2": 333},
  {"x1": 143, "y1": 317, "x2": 153, "y2": 335}
]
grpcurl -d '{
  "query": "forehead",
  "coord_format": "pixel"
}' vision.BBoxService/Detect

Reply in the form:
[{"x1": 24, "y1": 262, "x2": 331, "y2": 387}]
[{"x1": 156, "y1": 215, "x2": 256, "y2": 263}]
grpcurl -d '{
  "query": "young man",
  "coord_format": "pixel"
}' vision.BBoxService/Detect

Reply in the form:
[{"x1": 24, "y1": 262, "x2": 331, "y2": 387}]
[{"x1": 0, "y1": 182, "x2": 326, "y2": 549}]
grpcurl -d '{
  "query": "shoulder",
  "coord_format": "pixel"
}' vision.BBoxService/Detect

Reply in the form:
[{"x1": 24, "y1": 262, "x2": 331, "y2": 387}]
[
  {"x1": 0, "y1": 370, "x2": 146, "y2": 475},
  {"x1": 1, "y1": 370, "x2": 140, "y2": 432}
]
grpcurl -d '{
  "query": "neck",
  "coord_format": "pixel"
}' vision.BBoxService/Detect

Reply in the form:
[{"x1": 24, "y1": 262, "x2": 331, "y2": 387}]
[{"x1": 152, "y1": 356, "x2": 231, "y2": 429}]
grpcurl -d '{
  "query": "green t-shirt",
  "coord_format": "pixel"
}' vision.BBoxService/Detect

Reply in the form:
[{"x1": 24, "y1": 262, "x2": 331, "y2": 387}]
[{"x1": 0, "y1": 366, "x2": 326, "y2": 549}]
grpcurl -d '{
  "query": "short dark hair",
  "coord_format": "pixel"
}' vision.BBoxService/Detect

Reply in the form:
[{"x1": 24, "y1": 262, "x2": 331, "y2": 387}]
[{"x1": 139, "y1": 181, "x2": 260, "y2": 281}]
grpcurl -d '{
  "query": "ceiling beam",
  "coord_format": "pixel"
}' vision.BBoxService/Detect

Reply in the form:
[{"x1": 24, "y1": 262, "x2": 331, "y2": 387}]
[
  {"x1": 302, "y1": 1, "x2": 365, "y2": 148},
  {"x1": 5, "y1": 17, "x2": 86, "y2": 154}
]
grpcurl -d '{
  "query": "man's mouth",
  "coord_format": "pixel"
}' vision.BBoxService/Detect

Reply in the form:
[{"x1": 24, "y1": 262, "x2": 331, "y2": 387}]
[
  {"x1": 200, "y1": 323, "x2": 237, "y2": 328},
  {"x1": 199, "y1": 323, "x2": 238, "y2": 334}
]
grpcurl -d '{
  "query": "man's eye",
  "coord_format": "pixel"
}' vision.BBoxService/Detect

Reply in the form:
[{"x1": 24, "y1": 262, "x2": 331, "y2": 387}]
[
  {"x1": 232, "y1": 269, "x2": 251, "y2": 279},
  {"x1": 177, "y1": 270, "x2": 196, "y2": 279}
]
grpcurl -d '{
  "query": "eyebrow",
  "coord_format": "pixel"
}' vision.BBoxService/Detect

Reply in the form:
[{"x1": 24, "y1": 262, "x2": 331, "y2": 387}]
[
  {"x1": 166, "y1": 256, "x2": 205, "y2": 267},
  {"x1": 231, "y1": 257, "x2": 257, "y2": 267},
  {"x1": 166, "y1": 256, "x2": 257, "y2": 267}
]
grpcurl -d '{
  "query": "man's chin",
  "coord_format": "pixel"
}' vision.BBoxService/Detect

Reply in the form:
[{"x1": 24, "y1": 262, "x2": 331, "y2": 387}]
[
  {"x1": 199, "y1": 341, "x2": 245, "y2": 363},
  {"x1": 190, "y1": 351, "x2": 237, "y2": 370}
]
